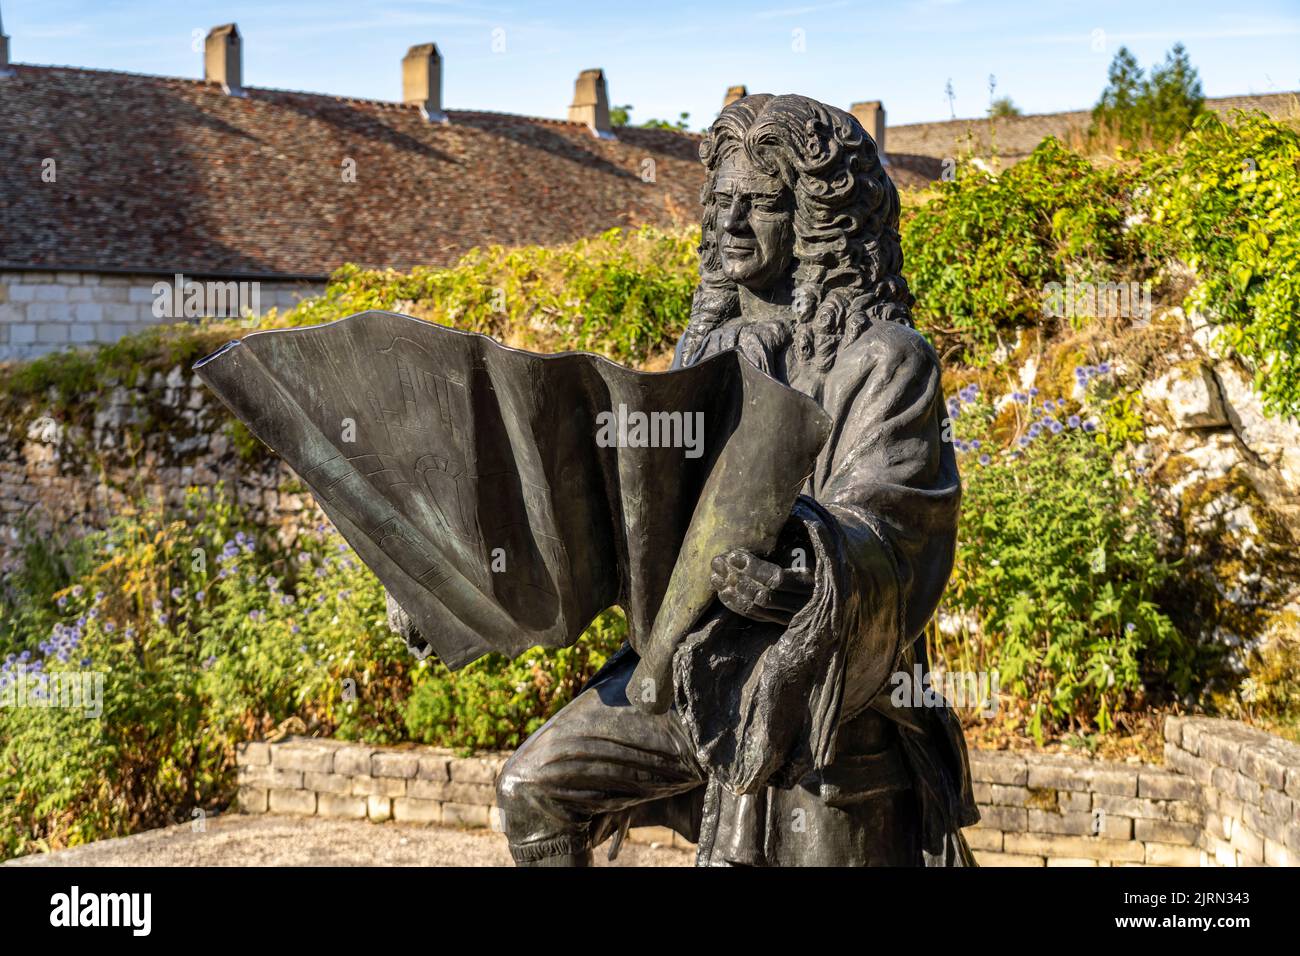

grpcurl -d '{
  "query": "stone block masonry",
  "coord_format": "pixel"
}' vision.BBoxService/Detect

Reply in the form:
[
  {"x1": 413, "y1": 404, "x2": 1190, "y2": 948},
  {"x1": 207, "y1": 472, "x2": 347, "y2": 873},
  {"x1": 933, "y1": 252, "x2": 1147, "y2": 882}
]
[
  {"x1": 235, "y1": 736, "x2": 697, "y2": 852},
  {"x1": 0, "y1": 270, "x2": 323, "y2": 363},
  {"x1": 1164, "y1": 716, "x2": 1300, "y2": 866},
  {"x1": 0, "y1": 357, "x2": 324, "y2": 549},
  {"x1": 236, "y1": 718, "x2": 1300, "y2": 865}
]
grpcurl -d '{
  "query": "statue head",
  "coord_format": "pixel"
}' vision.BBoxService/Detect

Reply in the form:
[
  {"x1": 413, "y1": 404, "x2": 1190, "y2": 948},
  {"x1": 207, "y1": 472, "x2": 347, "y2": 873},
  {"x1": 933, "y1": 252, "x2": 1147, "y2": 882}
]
[{"x1": 687, "y1": 94, "x2": 914, "y2": 370}]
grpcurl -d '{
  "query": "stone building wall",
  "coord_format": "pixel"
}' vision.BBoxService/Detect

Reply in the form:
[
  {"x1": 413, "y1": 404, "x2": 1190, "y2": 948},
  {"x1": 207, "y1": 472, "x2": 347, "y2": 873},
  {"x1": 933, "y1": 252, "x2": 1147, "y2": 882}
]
[
  {"x1": 236, "y1": 717, "x2": 1300, "y2": 866},
  {"x1": 0, "y1": 270, "x2": 323, "y2": 362}
]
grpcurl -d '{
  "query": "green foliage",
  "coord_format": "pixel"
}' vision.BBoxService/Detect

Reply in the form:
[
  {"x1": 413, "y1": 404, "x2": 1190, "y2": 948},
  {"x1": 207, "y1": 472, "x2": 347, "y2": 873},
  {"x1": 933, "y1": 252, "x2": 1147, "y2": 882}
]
[
  {"x1": 402, "y1": 611, "x2": 625, "y2": 751},
  {"x1": 1140, "y1": 111, "x2": 1300, "y2": 416},
  {"x1": 901, "y1": 138, "x2": 1144, "y2": 346},
  {"x1": 0, "y1": 489, "x2": 620, "y2": 857},
  {"x1": 284, "y1": 226, "x2": 698, "y2": 366},
  {"x1": 1091, "y1": 44, "x2": 1205, "y2": 146},
  {"x1": 988, "y1": 96, "x2": 1022, "y2": 118},
  {"x1": 610, "y1": 104, "x2": 692, "y2": 131},
  {"x1": 940, "y1": 379, "x2": 1193, "y2": 739}
]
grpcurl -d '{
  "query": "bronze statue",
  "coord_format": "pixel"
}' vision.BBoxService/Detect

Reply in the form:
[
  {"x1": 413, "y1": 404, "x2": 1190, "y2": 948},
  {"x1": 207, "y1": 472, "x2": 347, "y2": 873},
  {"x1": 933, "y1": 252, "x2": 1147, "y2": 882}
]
[
  {"x1": 196, "y1": 92, "x2": 976, "y2": 868},
  {"x1": 494, "y1": 94, "x2": 977, "y2": 866}
]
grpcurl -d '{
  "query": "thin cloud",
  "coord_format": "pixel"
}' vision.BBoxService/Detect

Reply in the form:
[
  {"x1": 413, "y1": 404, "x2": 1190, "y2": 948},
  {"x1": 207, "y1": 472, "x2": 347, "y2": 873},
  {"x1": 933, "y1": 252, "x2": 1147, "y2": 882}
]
[
  {"x1": 755, "y1": 1, "x2": 853, "y2": 20},
  {"x1": 1015, "y1": 23, "x2": 1300, "y2": 46}
]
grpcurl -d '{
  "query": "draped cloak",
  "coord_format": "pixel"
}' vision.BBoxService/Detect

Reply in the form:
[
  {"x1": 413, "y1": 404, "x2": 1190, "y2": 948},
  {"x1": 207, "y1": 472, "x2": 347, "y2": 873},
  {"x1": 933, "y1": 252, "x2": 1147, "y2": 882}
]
[{"x1": 657, "y1": 315, "x2": 980, "y2": 866}]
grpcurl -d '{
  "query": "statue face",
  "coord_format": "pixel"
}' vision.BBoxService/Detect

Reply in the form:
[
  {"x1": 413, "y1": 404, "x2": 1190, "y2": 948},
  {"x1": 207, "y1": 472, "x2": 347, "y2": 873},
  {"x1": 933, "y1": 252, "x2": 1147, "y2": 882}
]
[{"x1": 712, "y1": 151, "x2": 794, "y2": 291}]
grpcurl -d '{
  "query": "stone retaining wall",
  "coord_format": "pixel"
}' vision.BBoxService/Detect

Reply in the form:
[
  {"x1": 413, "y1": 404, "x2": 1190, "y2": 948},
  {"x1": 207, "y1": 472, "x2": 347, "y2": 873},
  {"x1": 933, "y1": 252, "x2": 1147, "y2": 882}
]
[
  {"x1": 965, "y1": 750, "x2": 1204, "y2": 866},
  {"x1": 1164, "y1": 716, "x2": 1300, "y2": 866},
  {"x1": 235, "y1": 716, "x2": 1300, "y2": 865},
  {"x1": 0, "y1": 363, "x2": 320, "y2": 545}
]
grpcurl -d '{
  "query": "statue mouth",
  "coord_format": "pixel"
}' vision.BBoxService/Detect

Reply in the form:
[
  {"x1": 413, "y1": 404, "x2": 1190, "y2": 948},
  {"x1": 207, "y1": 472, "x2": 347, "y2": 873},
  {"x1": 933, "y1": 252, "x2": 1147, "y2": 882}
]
[{"x1": 722, "y1": 236, "x2": 758, "y2": 257}]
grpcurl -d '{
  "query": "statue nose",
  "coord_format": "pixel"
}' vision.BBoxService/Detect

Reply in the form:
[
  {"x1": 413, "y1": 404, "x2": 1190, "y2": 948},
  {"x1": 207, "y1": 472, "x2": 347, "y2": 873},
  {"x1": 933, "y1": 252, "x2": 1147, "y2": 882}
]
[{"x1": 720, "y1": 197, "x2": 748, "y2": 233}]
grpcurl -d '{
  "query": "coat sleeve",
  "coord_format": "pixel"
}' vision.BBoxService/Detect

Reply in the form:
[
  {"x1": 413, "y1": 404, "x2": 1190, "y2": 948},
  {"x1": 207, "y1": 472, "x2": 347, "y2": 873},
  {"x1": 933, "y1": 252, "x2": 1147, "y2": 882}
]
[{"x1": 811, "y1": 320, "x2": 961, "y2": 720}]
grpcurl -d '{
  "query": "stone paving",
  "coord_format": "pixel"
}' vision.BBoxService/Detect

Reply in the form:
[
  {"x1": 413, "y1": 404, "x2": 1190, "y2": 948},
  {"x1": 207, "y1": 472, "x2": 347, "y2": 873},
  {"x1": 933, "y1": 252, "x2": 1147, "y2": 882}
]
[{"x1": 4, "y1": 815, "x2": 692, "y2": 868}]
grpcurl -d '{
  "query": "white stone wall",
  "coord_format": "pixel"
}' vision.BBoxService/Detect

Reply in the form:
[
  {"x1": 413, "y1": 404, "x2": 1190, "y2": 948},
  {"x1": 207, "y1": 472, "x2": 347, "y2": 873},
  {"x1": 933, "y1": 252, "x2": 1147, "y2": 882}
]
[{"x1": 0, "y1": 270, "x2": 324, "y2": 362}]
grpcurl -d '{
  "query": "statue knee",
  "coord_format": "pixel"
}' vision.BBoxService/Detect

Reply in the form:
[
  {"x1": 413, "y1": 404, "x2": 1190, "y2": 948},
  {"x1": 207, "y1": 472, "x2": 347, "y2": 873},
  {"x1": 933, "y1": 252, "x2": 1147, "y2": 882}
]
[{"x1": 495, "y1": 745, "x2": 548, "y2": 824}]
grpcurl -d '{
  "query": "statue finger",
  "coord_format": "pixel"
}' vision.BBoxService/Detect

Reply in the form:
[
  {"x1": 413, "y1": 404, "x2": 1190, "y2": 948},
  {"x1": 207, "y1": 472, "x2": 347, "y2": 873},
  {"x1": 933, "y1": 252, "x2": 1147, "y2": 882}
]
[
  {"x1": 739, "y1": 554, "x2": 785, "y2": 590},
  {"x1": 777, "y1": 565, "x2": 815, "y2": 594},
  {"x1": 724, "y1": 548, "x2": 753, "y2": 572}
]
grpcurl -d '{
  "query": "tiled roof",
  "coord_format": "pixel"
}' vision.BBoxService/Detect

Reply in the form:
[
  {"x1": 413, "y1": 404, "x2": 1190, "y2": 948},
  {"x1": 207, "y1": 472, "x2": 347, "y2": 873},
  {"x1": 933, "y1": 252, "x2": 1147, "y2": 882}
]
[{"x1": 0, "y1": 65, "x2": 705, "y2": 278}]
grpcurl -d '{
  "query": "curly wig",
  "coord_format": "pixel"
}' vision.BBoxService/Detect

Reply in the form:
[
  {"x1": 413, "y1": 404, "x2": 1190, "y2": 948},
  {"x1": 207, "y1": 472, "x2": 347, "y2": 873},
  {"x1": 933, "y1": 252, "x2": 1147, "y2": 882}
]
[{"x1": 685, "y1": 94, "x2": 914, "y2": 370}]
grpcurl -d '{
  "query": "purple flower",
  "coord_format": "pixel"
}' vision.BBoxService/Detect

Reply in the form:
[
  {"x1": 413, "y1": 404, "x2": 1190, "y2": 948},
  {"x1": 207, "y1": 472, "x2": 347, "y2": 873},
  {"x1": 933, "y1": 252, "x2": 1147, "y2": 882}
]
[
  {"x1": 1099, "y1": 362, "x2": 1112, "y2": 374},
  {"x1": 57, "y1": 595, "x2": 68, "y2": 608},
  {"x1": 1083, "y1": 420, "x2": 1097, "y2": 433},
  {"x1": 1125, "y1": 622, "x2": 1136, "y2": 633},
  {"x1": 103, "y1": 622, "x2": 116, "y2": 634},
  {"x1": 978, "y1": 454, "x2": 991, "y2": 466},
  {"x1": 1029, "y1": 423, "x2": 1043, "y2": 438},
  {"x1": 195, "y1": 590, "x2": 206, "y2": 602},
  {"x1": 1048, "y1": 420, "x2": 1063, "y2": 434},
  {"x1": 1018, "y1": 436, "x2": 1031, "y2": 447},
  {"x1": 1068, "y1": 415, "x2": 1082, "y2": 428},
  {"x1": 1012, "y1": 391, "x2": 1027, "y2": 403},
  {"x1": 1028, "y1": 387, "x2": 1040, "y2": 397},
  {"x1": 170, "y1": 587, "x2": 183, "y2": 601},
  {"x1": 72, "y1": 585, "x2": 84, "y2": 598}
]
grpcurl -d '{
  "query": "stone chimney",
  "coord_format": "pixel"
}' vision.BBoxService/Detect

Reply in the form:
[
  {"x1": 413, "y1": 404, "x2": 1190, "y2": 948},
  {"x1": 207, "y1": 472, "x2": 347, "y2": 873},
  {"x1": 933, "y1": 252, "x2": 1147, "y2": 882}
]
[
  {"x1": 568, "y1": 68, "x2": 613, "y2": 139},
  {"x1": 402, "y1": 43, "x2": 447, "y2": 122},
  {"x1": 850, "y1": 100, "x2": 886, "y2": 159},
  {"x1": 722, "y1": 85, "x2": 747, "y2": 108},
  {"x1": 204, "y1": 23, "x2": 242, "y2": 95},
  {"x1": 0, "y1": 4, "x2": 12, "y2": 78}
]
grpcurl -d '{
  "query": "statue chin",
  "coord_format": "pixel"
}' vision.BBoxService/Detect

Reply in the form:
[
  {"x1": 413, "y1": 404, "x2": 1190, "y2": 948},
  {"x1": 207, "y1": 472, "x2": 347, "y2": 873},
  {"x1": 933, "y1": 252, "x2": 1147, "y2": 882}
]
[{"x1": 721, "y1": 255, "x2": 788, "y2": 293}]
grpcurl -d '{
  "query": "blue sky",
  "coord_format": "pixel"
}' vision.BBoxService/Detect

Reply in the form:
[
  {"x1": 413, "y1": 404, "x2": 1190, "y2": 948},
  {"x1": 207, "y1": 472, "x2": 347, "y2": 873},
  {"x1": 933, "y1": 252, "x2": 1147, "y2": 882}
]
[{"x1": 5, "y1": 0, "x2": 1298, "y2": 126}]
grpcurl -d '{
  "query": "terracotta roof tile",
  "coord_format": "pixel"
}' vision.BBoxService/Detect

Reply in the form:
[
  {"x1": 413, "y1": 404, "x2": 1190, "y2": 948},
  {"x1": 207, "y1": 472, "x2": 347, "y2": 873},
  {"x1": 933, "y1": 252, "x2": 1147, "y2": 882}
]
[{"x1": 0, "y1": 65, "x2": 705, "y2": 278}]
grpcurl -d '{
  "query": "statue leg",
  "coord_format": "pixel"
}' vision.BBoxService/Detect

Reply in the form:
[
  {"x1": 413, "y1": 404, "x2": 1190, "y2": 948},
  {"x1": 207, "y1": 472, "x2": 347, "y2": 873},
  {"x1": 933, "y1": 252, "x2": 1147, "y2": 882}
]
[{"x1": 495, "y1": 650, "x2": 704, "y2": 866}]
